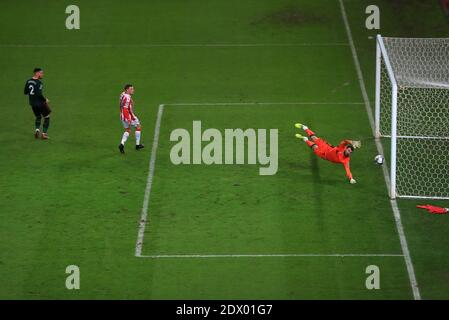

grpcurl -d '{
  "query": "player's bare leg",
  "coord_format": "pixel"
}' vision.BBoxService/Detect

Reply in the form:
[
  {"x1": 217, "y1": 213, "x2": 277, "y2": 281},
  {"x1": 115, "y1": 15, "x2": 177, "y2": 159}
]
[{"x1": 135, "y1": 126, "x2": 144, "y2": 150}]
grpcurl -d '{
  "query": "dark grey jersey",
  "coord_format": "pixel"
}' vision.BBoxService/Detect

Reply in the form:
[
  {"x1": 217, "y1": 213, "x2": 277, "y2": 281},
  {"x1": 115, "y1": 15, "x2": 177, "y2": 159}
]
[{"x1": 24, "y1": 78, "x2": 46, "y2": 106}]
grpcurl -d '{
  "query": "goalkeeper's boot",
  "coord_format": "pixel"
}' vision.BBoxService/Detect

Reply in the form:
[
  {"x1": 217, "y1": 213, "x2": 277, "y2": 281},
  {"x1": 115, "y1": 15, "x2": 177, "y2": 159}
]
[
  {"x1": 136, "y1": 144, "x2": 145, "y2": 151},
  {"x1": 34, "y1": 129, "x2": 40, "y2": 139},
  {"x1": 294, "y1": 123, "x2": 308, "y2": 130},
  {"x1": 119, "y1": 143, "x2": 125, "y2": 154},
  {"x1": 295, "y1": 133, "x2": 308, "y2": 142},
  {"x1": 41, "y1": 133, "x2": 49, "y2": 140}
]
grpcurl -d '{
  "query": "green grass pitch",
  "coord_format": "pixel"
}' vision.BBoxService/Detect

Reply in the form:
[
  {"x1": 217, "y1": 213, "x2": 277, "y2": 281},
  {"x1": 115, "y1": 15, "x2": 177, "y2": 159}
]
[{"x1": 0, "y1": 0, "x2": 448, "y2": 299}]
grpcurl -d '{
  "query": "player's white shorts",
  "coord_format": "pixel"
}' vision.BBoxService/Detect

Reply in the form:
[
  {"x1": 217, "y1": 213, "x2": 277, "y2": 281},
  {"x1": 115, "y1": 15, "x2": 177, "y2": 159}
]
[{"x1": 122, "y1": 117, "x2": 140, "y2": 129}]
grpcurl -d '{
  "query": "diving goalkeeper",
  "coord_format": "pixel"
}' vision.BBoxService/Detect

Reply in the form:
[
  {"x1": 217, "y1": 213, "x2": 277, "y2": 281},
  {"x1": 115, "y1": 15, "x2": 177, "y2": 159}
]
[{"x1": 294, "y1": 123, "x2": 361, "y2": 184}]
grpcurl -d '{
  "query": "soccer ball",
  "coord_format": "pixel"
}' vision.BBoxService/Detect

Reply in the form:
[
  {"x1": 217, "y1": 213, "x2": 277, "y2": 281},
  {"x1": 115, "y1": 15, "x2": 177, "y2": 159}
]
[{"x1": 374, "y1": 154, "x2": 384, "y2": 165}]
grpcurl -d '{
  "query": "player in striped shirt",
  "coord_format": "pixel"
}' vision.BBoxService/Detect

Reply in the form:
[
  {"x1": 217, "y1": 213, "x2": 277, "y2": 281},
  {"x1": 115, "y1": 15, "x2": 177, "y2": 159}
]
[
  {"x1": 294, "y1": 123, "x2": 361, "y2": 184},
  {"x1": 118, "y1": 84, "x2": 144, "y2": 153}
]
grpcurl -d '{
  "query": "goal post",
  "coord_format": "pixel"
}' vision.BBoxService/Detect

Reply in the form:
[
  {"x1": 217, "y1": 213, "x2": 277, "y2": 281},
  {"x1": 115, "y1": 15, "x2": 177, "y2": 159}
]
[{"x1": 375, "y1": 35, "x2": 449, "y2": 200}]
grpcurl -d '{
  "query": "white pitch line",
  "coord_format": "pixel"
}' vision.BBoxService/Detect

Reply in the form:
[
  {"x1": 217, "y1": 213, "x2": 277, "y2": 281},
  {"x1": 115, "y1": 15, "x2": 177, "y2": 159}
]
[
  {"x1": 168, "y1": 102, "x2": 365, "y2": 106},
  {"x1": 138, "y1": 253, "x2": 405, "y2": 259},
  {"x1": 339, "y1": 0, "x2": 421, "y2": 300},
  {"x1": 135, "y1": 104, "x2": 164, "y2": 257},
  {"x1": 133, "y1": 100, "x2": 372, "y2": 258},
  {"x1": 0, "y1": 43, "x2": 349, "y2": 48}
]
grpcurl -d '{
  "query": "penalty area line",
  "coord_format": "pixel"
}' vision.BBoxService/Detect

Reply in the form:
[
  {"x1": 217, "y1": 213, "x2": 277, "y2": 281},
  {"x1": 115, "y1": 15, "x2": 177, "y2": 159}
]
[
  {"x1": 167, "y1": 102, "x2": 365, "y2": 106},
  {"x1": 138, "y1": 253, "x2": 405, "y2": 259},
  {"x1": 133, "y1": 101, "x2": 364, "y2": 258},
  {"x1": 0, "y1": 43, "x2": 350, "y2": 48},
  {"x1": 135, "y1": 104, "x2": 164, "y2": 257}
]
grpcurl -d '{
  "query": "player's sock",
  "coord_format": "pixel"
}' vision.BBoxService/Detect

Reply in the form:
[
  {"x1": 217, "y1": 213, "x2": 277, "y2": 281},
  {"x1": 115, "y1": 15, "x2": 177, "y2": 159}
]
[
  {"x1": 35, "y1": 116, "x2": 41, "y2": 130},
  {"x1": 135, "y1": 129, "x2": 141, "y2": 145},
  {"x1": 121, "y1": 131, "x2": 130, "y2": 145},
  {"x1": 306, "y1": 140, "x2": 315, "y2": 148},
  {"x1": 43, "y1": 117, "x2": 50, "y2": 133},
  {"x1": 305, "y1": 128, "x2": 315, "y2": 137}
]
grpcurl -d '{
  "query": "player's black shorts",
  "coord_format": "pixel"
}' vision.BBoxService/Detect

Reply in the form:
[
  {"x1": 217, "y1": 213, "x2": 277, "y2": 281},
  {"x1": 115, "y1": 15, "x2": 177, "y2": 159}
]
[{"x1": 31, "y1": 103, "x2": 51, "y2": 118}]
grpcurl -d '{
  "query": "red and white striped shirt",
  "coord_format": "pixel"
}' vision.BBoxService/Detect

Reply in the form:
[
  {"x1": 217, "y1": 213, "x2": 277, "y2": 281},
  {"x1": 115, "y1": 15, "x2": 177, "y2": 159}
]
[{"x1": 120, "y1": 92, "x2": 136, "y2": 122}]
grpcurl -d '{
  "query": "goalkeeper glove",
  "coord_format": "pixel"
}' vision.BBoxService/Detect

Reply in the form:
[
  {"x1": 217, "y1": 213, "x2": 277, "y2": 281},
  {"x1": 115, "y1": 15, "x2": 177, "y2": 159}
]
[
  {"x1": 350, "y1": 178, "x2": 357, "y2": 184},
  {"x1": 352, "y1": 140, "x2": 361, "y2": 149}
]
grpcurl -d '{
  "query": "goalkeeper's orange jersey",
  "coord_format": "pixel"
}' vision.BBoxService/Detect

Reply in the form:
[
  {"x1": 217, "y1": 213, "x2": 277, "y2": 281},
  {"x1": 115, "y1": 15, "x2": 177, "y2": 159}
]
[{"x1": 314, "y1": 139, "x2": 353, "y2": 180}]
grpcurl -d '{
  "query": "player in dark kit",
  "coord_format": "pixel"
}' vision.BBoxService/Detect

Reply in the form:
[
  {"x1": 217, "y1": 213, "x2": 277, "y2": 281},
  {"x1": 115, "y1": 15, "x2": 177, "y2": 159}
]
[{"x1": 24, "y1": 68, "x2": 51, "y2": 139}]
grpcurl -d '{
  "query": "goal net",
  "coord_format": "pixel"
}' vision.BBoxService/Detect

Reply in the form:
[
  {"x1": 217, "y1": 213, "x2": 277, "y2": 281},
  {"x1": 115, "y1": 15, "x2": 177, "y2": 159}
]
[{"x1": 375, "y1": 35, "x2": 449, "y2": 199}]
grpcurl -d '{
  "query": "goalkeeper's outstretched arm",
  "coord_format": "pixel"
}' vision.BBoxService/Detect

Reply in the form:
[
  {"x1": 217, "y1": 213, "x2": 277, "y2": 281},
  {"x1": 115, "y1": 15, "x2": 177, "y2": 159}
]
[{"x1": 343, "y1": 162, "x2": 356, "y2": 184}]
